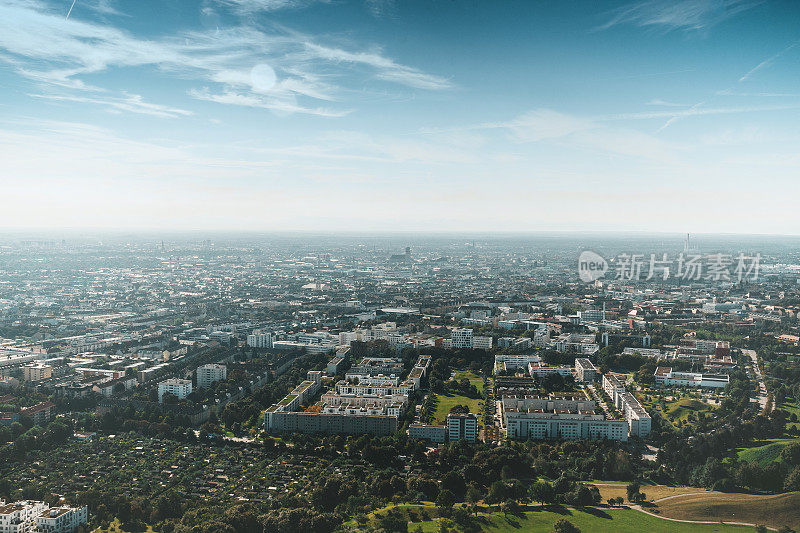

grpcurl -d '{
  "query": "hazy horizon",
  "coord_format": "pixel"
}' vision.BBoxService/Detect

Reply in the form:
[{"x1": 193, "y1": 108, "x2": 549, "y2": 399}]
[{"x1": 1, "y1": 0, "x2": 799, "y2": 233}]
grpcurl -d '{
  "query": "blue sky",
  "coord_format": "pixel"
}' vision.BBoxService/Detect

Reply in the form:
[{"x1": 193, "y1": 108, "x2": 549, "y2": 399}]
[{"x1": 1, "y1": 0, "x2": 799, "y2": 233}]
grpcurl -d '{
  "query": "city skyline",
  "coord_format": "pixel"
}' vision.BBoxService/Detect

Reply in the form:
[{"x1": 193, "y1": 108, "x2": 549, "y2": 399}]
[{"x1": 1, "y1": 0, "x2": 799, "y2": 233}]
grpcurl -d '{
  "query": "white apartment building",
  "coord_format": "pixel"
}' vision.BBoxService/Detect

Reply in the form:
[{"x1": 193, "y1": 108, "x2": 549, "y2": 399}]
[
  {"x1": 35, "y1": 506, "x2": 88, "y2": 533},
  {"x1": 321, "y1": 391, "x2": 407, "y2": 410},
  {"x1": 197, "y1": 364, "x2": 227, "y2": 389},
  {"x1": 0, "y1": 501, "x2": 48, "y2": 533},
  {"x1": 602, "y1": 374, "x2": 626, "y2": 407},
  {"x1": 502, "y1": 396, "x2": 628, "y2": 441},
  {"x1": 246, "y1": 331, "x2": 273, "y2": 348},
  {"x1": 505, "y1": 411, "x2": 629, "y2": 441},
  {"x1": 619, "y1": 392, "x2": 651, "y2": 438},
  {"x1": 472, "y1": 336, "x2": 493, "y2": 349},
  {"x1": 578, "y1": 309, "x2": 605, "y2": 322},
  {"x1": 575, "y1": 358, "x2": 597, "y2": 383},
  {"x1": 553, "y1": 333, "x2": 599, "y2": 355},
  {"x1": 654, "y1": 367, "x2": 729, "y2": 388},
  {"x1": 447, "y1": 413, "x2": 478, "y2": 443},
  {"x1": 209, "y1": 331, "x2": 232, "y2": 344},
  {"x1": 335, "y1": 380, "x2": 413, "y2": 397},
  {"x1": 408, "y1": 423, "x2": 447, "y2": 443},
  {"x1": 343, "y1": 373, "x2": 400, "y2": 387},
  {"x1": 494, "y1": 354, "x2": 542, "y2": 374},
  {"x1": 158, "y1": 378, "x2": 193, "y2": 402},
  {"x1": 450, "y1": 328, "x2": 473, "y2": 348},
  {"x1": 338, "y1": 331, "x2": 359, "y2": 345},
  {"x1": 528, "y1": 363, "x2": 572, "y2": 378},
  {"x1": 622, "y1": 347, "x2": 664, "y2": 358}
]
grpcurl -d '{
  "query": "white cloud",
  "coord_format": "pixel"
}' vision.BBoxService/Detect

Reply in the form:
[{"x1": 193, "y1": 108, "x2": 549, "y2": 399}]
[
  {"x1": 302, "y1": 43, "x2": 453, "y2": 90},
  {"x1": 481, "y1": 109, "x2": 677, "y2": 163},
  {"x1": 645, "y1": 99, "x2": 690, "y2": 107},
  {"x1": 739, "y1": 40, "x2": 799, "y2": 82},
  {"x1": 0, "y1": 0, "x2": 451, "y2": 117},
  {"x1": 32, "y1": 93, "x2": 194, "y2": 118},
  {"x1": 498, "y1": 109, "x2": 597, "y2": 142},
  {"x1": 188, "y1": 88, "x2": 349, "y2": 117},
  {"x1": 213, "y1": 0, "x2": 327, "y2": 14},
  {"x1": 598, "y1": 0, "x2": 762, "y2": 32},
  {"x1": 602, "y1": 103, "x2": 800, "y2": 122}
]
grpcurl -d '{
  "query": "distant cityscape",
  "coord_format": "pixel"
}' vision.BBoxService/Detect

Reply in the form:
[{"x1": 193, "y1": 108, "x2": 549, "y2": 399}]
[{"x1": 0, "y1": 233, "x2": 797, "y2": 531}]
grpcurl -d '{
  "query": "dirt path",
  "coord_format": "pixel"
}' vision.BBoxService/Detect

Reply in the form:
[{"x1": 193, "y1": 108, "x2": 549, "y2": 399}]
[
  {"x1": 631, "y1": 503, "x2": 775, "y2": 530},
  {"x1": 653, "y1": 491, "x2": 719, "y2": 503}
]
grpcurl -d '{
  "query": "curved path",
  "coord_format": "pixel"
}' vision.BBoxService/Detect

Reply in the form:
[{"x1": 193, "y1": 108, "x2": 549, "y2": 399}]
[
  {"x1": 652, "y1": 491, "x2": 718, "y2": 503},
  {"x1": 630, "y1": 492, "x2": 776, "y2": 531}
]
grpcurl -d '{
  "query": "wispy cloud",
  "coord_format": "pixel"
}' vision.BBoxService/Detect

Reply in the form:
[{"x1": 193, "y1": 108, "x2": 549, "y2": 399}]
[
  {"x1": 301, "y1": 43, "x2": 453, "y2": 90},
  {"x1": 739, "y1": 40, "x2": 799, "y2": 82},
  {"x1": 480, "y1": 109, "x2": 677, "y2": 163},
  {"x1": 364, "y1": 0, "x2": 397, "y2": 19},
  {"x1": 598, "y1": 0, "x2": 762, "y2": 32},
  {"x1": 652, "y1": 38, "x2": 799, "y2": 131},
  {"x1": 602, "y1": 103, "x2": 800, "y2": 122},
  {"x1": 32, "y1": 93, "x2": 194, "y2": 118},
  {"x1": 188, "y1": 88, "x2": 349, "y2": 117},
  {"x1": 0, "y1": 0, "x2": 451, "y2": 117},
  {"x1": 491, "y1": 109, "x2": 598, "y2": 143},
  {"x1": 645, "y1": 99, "x2": 690, "y2": 107},
  {"x1": 213, "y1": 0, "x2": 327, "y2": 14}
]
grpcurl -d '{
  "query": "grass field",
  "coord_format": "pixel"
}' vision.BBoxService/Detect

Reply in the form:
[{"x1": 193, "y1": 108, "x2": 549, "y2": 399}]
[
  {"x1": 453, "y1": 370, "x2": 485, "y2": 394},
  {"x1": 409, "y1": 508, "x2": 752, "y2": 532},
  {"x1": 431, "y1": 392, "x2": 483, "y2": 424},
  {"x1": 665, "y1": 398, "x2": 715, "y2": 424},
  {"x1": 779, "y1": 401, "x2": 800, "y2": 430},
  {"x1": 654, "y1": 491, "x2": 800, "y2": 531},
  {"x1": 737, "y1": 437, "x2": 800, "y2": 466},
  {"x1": 596, "y1": 484, "x2": 708, "y2": 503}
]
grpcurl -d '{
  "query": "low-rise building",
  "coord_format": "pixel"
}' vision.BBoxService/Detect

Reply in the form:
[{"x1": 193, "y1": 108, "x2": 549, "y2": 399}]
[
  {"x1": 408, "y1": 423, "x2": 447, "y2": 443},
  {"x1": 654, "y1": 367, "x2": 729, "y2": 388},
  {"x1": 349, "y1": 357, "x2": 404, "y2": 376},
  {"x1": 494, "y1": 353, "x2": 542, "y2": 375},
  {"x1": 528, "y1": 362, "x2": 572, "y2": 378}
]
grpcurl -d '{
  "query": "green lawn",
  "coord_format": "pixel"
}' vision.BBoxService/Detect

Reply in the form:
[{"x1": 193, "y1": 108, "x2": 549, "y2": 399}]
[
  {"x1": 779, "y1": 401, "x2": 800, "y2": 430},
  {"x1": 738, "y1": 437, "x2": 800, "y2": 466},
  {"x1": 453, "y1": 370, "x2": 485, "y2": 394},
  {"x1": 409, "y1": 508, "x2": 752, "y2": 532},
  {"x1": 431, "y1": 393, "x2": 482, "y2": 425},
  {"x1": 665, "y1": 398, "x2": 714, "y2": 424}
]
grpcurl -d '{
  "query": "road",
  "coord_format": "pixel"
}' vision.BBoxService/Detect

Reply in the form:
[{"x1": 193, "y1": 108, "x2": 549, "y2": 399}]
[{"x1": 742, "y1": 348, "x2": 769, "y2": 411}]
